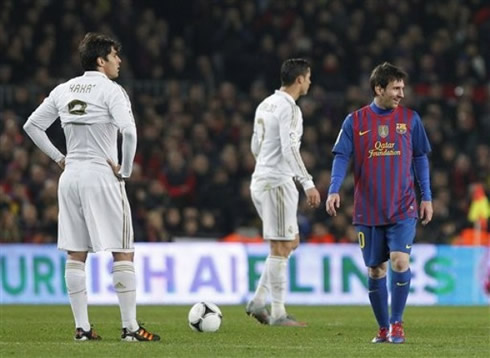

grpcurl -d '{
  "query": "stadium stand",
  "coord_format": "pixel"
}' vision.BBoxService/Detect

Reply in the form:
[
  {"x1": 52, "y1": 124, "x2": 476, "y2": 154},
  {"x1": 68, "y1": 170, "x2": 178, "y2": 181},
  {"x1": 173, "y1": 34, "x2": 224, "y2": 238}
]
[{"x1": 0, "y1": 0, "x2": 488, "y2": 244}]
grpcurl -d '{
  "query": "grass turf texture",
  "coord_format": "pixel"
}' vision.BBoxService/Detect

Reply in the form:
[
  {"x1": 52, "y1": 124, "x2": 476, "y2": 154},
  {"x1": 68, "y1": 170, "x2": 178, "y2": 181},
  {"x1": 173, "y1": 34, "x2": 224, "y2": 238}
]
[{"x1": 0, "y1": 305, "x2": 488, "y2": 357}]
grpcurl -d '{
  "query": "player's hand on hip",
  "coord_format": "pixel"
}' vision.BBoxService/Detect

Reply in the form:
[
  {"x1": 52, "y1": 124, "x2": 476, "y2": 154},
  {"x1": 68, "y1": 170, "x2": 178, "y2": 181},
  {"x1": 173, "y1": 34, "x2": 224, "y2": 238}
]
[
  {"x1": 326, "y1": 193, "x2": 340, "y2": 216},
  {"x1": 107, "y1": 159, "x2": 122, "y2": 179},
  {"x1": 420, "y1": 200, "x2": 433, "y2": 225},
  {"x1": 305, "y1": 187, "x2": 321, "y2": 208},
  {"x1": 57, "y1": 158, "x2": 65, "y2": 170}
]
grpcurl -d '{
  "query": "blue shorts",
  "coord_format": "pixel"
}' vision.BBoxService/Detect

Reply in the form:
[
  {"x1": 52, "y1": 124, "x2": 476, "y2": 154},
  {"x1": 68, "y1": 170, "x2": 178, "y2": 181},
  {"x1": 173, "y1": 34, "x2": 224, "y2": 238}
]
[{"x1": 355, "y1": 218, "x2": 416, "y2": 267}]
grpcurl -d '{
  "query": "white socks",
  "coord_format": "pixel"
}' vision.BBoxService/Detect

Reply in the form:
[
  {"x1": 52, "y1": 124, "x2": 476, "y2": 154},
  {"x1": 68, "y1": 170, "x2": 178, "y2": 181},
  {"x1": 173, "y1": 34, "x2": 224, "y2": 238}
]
[
  {"x1": 268, "y1": 255, "x2": 288, "y2": 319},
  {"x1": 252, "y1": 256, "x2": 271, "y2": 307},
  {"x1": 112, "y1": 261, "x2": 139, "y2": 331},
  {"x1": 65, "y1": 259, "x2": 139, "y2": 332},
  {"x1": 252, "y1": 255, "x2": 289, "y2": 319},
  {"x1": 65, "y1": 260, "x2": 90, "y2": 331}
]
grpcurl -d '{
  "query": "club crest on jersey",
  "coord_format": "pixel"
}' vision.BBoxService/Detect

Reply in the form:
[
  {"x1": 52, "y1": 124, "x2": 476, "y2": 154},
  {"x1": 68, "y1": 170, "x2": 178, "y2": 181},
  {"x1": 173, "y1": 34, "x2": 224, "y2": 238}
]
[
  {"x1": 396, "y1": 123, "x2": 407, "y2": 134},
  {"x1": 378, "y1": 125, "x2": 389, "y2": 138}
]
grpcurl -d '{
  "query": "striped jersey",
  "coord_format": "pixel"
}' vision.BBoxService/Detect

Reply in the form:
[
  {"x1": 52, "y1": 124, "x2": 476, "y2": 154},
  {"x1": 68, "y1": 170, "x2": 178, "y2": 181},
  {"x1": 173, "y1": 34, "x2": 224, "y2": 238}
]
[
  {"x1": 251, "y1": 90, "x2": 314, "y2": 191},
  {"x1": 332, "y1": 102, "x2": 431, "y2": 225}
]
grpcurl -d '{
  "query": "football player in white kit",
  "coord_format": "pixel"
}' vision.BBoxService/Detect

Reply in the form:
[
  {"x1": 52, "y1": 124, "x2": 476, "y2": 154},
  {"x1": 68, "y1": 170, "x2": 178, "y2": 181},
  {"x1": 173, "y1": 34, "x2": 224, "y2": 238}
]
[
  {"x1": 23, "y1": 33, "x2": 160, "y2": 342},
  {"x1": 246, "y1": 58, "x2": 321, "y2": 326}
]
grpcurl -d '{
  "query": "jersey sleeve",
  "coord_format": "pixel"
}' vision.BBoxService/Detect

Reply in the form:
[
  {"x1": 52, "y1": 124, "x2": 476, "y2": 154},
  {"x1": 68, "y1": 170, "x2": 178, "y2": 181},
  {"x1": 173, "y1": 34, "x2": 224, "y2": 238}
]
[
  {"x1": 328, "y1": 114, "x2": 353, "y2": 194},
  {"x1": 411, "y1": 111, "x2": 431, "y2": 156},
  {"x1": 411, "y1": 111, "x2": 432, "y2": 200},
  {"x1": 328, "y1": 153, "x2": 350, "y2": 194},
  {"x1": 119, "y1": 126, "x2": 137, "y2": 178},
  {"x1": 25, "y1": 88, "x2": 60, "y2": 130},
  {"x1": 106, "y1": 84, "x2": 136, "y2": 131},
  {"x1": 250, "y1": 109, "x2": 260, "y2": 159},
  {"x1": 278, "y1": 104, "x2": 314, "y2": 190},
  {"x1": 332, "y1": 114, "x2": 354, "y2": 157},
  {"x1": 23, "y1": 87, "x2": 65, "y2": 163},
  {"x1": 413, "y1": 154, "x2": 432, "y2": 201},
  {"x1": 106, "y1": 83, "x2": 137, "y2": 177}
]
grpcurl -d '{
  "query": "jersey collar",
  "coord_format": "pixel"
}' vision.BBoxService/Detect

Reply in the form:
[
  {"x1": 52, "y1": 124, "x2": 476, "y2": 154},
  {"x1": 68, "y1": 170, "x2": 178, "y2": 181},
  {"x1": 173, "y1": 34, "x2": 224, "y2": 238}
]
[
  {"x1": 83, "y1": 71, "x2": 109, "y2": 79},
  {"x1": 369, "y1": 101, "x2": 395, "y2": 115},
  {"x1": 275, "y1": 90, "x2": 296, "y2": 104}
]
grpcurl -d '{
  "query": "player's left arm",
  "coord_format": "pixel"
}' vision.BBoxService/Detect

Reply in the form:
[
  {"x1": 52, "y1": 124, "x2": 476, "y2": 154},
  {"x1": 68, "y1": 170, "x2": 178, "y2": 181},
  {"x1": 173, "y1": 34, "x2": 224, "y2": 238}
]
[
  {"x1": 278, "y1": 105, "x2": 320, "y2": 207},
  {"x1": 412, "y1": 111, "x2": 433, "y2": 225},
  {"x1": 107, "y1": 126, "x2": 136, "y2": 180},
  {"x1": 278, "y1": 106, "x2": 313, "y2": 188},
  {"x1": 107, "y1": 84, "x2": 137, "y2": 179},
  {"x1": 250, "y1": 110, "x2": 261, "y2": 159}
]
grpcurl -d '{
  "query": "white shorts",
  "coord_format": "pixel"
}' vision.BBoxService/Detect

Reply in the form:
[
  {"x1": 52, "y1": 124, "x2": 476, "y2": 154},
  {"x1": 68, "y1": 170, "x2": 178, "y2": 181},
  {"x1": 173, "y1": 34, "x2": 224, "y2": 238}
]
[
  {"x1": 251, "y1": 180, "x2": 299, "y2": 241},
  {"x1": 57, "y1": 162, "x2": 134, "y2": 253}
]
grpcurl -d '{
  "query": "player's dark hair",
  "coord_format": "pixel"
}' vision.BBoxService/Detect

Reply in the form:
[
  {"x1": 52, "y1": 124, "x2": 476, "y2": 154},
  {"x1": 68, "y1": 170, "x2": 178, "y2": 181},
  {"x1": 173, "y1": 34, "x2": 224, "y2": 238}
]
[
  {"x1": 79, "y1": 32, "x2": 121, "y2": 71},
  {"x1": 369, "y1": 62, "x2": 408, "y2": 96},
  {"x1": 280, "y1": 58, "x2": 310, "y2": 86}
]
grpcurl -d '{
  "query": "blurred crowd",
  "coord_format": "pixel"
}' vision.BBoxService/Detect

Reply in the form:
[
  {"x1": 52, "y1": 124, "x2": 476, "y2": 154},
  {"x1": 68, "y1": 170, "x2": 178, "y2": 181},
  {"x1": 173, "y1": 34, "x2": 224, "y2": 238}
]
[{"x1": 1, "y1": 0, "x2": 489, "y2": 244}]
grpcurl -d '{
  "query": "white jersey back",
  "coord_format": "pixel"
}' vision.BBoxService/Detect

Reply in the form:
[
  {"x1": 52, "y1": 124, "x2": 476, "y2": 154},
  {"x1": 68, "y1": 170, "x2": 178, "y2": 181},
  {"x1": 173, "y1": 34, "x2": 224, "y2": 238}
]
[
  {"x1": 251, "y1": 90, "x2": 313, "y2": 191},
  {"x1": 27, "y1": 71, "x2": 135, "y2": 165}
]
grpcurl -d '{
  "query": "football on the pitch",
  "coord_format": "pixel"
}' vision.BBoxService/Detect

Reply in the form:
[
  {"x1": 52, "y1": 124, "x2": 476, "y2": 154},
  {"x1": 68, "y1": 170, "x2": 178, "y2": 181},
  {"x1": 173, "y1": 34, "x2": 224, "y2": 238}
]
[{"x1": 188, "y1": 302, "x2": 223, "y2": 332}]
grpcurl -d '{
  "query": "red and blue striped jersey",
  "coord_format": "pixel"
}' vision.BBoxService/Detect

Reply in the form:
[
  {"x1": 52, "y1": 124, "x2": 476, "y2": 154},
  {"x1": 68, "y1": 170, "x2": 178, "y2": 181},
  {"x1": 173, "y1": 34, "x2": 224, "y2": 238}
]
[{"x1": 332, "y1": 102, "x2": 431, "y2": 225}]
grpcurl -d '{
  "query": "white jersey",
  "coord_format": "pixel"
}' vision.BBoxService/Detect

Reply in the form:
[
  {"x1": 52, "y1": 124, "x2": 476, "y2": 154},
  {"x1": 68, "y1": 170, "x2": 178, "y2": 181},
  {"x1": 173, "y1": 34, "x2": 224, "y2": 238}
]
[
  {"x1": 23, "y1": 71, "x2": 136, "y2": 252},
  {"x1": 251, "y1": 90, "x2": 314, "y2": 191},
  {"x1": 24, "y1": 71, "x2": 136, "y2": 176}
]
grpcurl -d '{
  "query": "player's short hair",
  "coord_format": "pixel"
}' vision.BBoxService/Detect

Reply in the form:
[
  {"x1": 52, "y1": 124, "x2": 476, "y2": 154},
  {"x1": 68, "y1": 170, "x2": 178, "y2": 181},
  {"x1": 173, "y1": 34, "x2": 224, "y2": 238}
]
[
  {"x1": 369, "y1": 62, "x2": 408, "y2": 95},
  {"x1": 79, "y1": 32, "x2": 121, "y2": 71},
  {"x1": 280, "y1": 58, "x2": 310, "y2": 86}
]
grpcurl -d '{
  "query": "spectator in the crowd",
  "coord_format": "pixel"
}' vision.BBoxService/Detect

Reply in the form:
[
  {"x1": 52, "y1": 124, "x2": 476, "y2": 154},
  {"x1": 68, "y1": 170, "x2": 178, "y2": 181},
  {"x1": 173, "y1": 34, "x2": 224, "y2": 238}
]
[{"x1": 0, "y1": 0, "x2": 488, "y2": 243}]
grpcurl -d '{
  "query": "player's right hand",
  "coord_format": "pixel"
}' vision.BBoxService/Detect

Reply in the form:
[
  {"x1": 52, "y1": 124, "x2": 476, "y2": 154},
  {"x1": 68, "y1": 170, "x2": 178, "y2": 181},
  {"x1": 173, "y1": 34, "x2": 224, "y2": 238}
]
[
  {"x1": 306, "y1": 187, "x2": 321, "y2": 208},
  {"x1": 326, "y1": 193, "x2": 340, "y2": 216},
  {"x1": 107, "y1": 159, "x2": 122, "y2": 179},
  {"x1": 57, "y1": 158, "x2": 65, "y2": 170}
]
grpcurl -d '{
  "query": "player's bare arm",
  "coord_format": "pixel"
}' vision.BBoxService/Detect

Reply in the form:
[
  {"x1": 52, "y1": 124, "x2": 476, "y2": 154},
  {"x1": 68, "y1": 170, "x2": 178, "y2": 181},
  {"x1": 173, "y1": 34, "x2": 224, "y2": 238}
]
[
  {"x1": 419, "y1": 200, "x2": 433, "y2": 225},
  {"x1": 326, "y1": 193, "x2": 340, "y2": 216}
]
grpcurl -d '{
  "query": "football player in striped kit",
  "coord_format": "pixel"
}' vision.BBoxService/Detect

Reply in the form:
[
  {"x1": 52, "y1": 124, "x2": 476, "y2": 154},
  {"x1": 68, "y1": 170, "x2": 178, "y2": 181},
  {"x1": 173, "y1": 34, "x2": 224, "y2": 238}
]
[
  {"x1": 247, "y1": 58, "x2": 321, "y2": 327},
  {"x1": 326, "y1": 62, "x2": 433, "y2": 343},
  {"x1": 23, "y1": 33, "x2": 159, "y2": 342}
]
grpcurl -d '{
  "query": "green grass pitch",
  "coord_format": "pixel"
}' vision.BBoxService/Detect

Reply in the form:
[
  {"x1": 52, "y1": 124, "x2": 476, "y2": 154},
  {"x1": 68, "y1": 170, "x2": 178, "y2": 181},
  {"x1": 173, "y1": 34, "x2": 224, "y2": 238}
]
[{"x1": 0, "y1": 305, "x2": 489, "y2": 357}]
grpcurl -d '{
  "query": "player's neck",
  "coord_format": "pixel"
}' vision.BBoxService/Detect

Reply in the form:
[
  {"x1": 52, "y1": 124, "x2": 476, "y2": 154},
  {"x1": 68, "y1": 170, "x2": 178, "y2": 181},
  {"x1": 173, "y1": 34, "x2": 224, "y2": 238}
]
[
  {"x1": 373, "y1": 97, "x2": 388, "y2": 109},
  {"x1": 96, "y1": 66, "x2": 116, "y2": 80}
]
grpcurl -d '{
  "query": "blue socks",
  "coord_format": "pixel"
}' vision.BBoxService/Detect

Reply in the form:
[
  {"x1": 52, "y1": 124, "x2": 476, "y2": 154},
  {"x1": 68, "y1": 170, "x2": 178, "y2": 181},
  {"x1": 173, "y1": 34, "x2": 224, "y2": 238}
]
[
  {"x1": 368, "y1": 276, "x2": 389, "y2": 328},
  {"x1": 390, "y1": 269, "x2": 411, "y2": 323}
]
